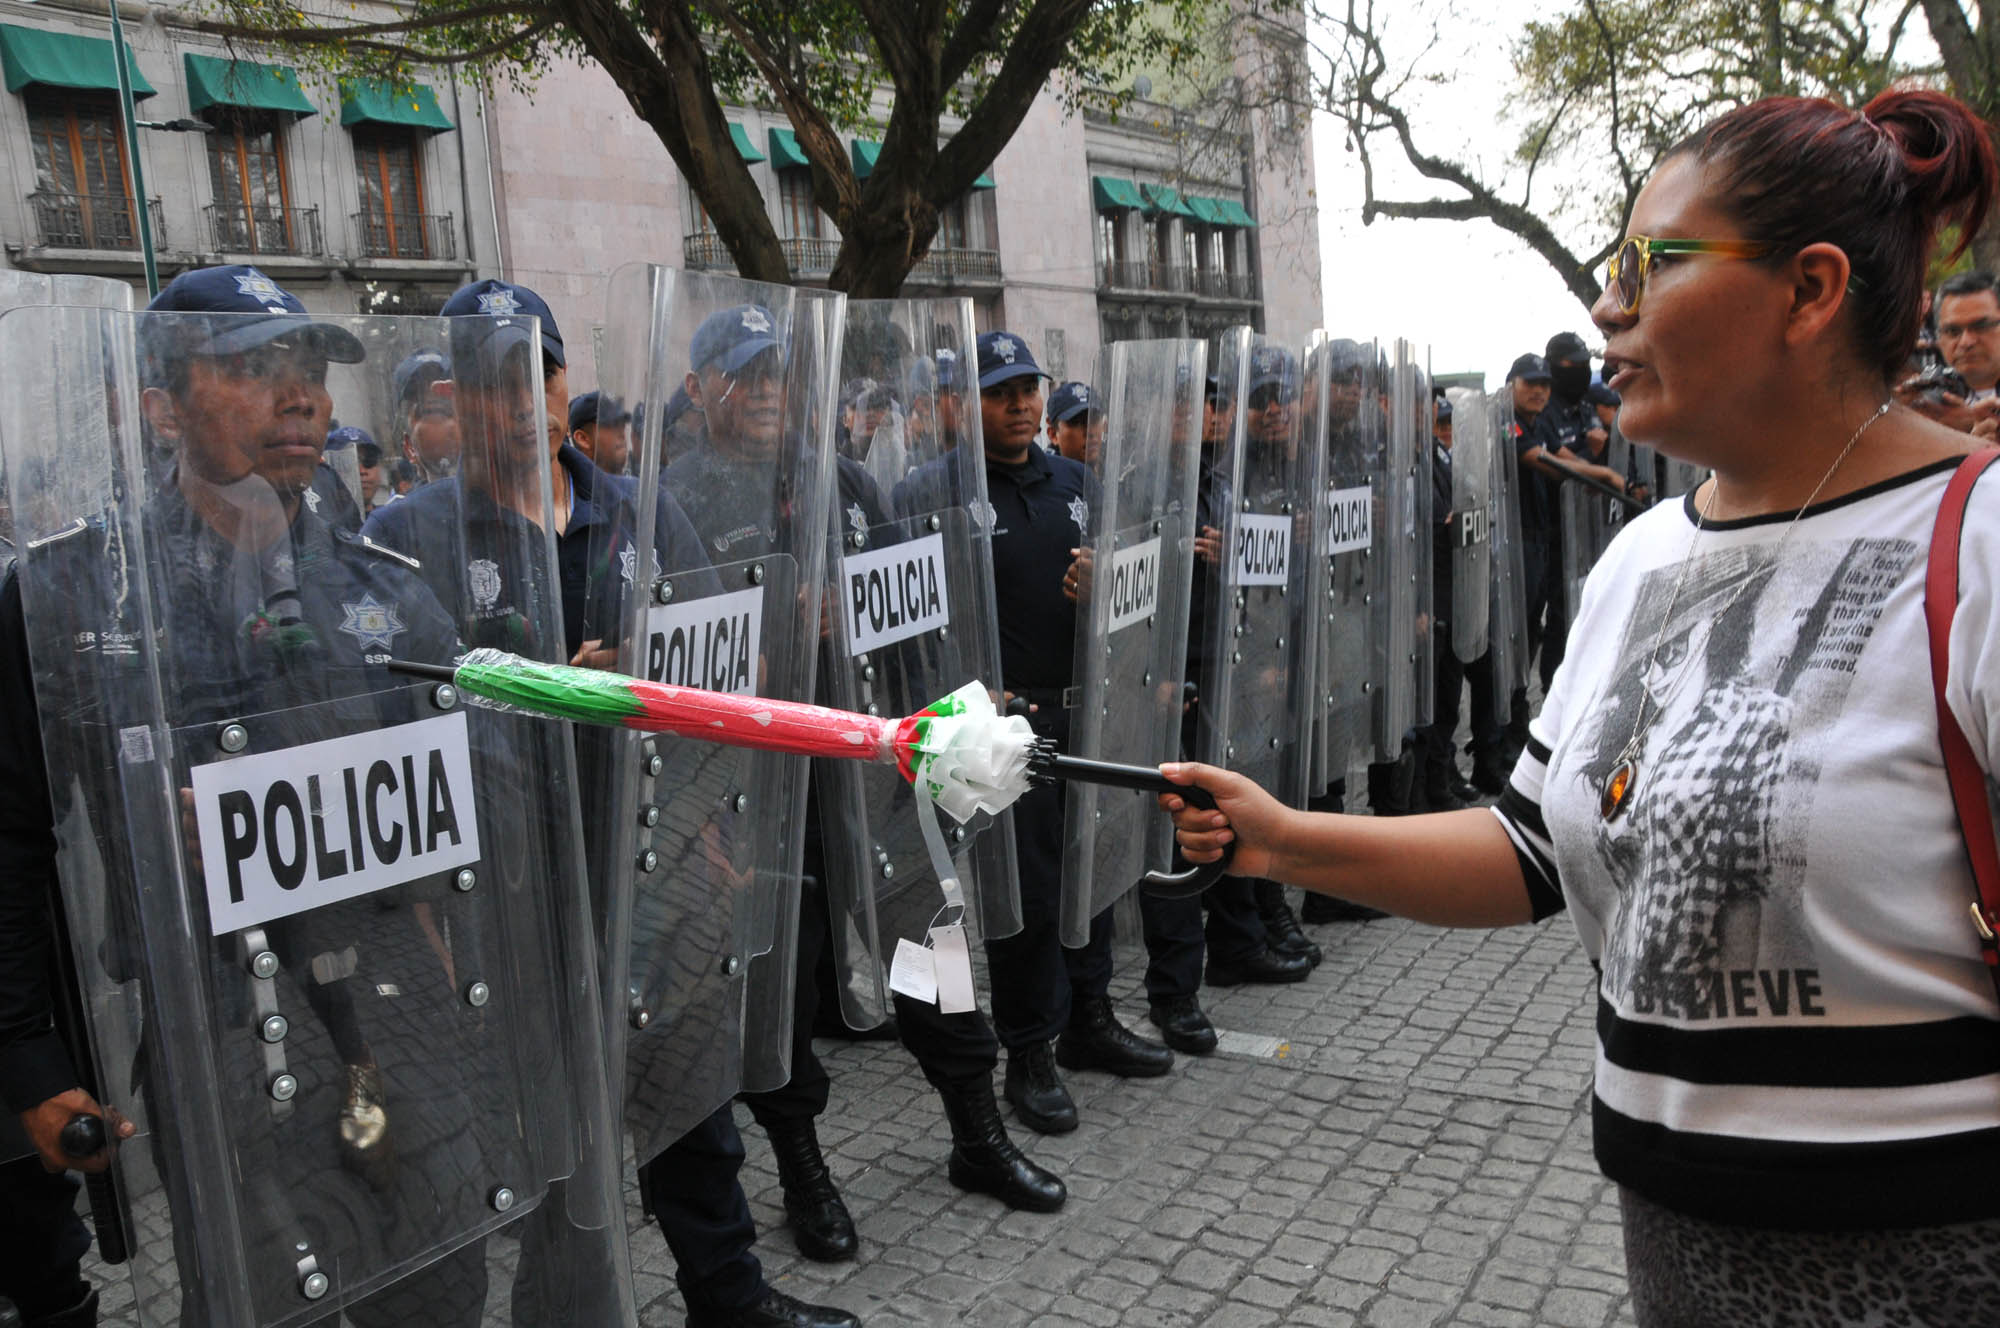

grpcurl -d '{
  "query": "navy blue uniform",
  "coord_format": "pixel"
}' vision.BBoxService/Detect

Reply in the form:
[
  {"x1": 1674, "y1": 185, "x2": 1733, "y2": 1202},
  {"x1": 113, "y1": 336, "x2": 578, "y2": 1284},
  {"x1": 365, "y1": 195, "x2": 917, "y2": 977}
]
[{"x1": 915, "y1": 444, "x2": 1113, "y2": 1049}]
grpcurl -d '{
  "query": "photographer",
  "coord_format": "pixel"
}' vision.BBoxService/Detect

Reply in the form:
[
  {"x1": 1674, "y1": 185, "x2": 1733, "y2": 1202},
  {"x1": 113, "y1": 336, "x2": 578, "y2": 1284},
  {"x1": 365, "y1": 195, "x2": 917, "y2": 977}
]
[{"x1": 1895, "y1": 268, "x2": 2000, "y2": 436}]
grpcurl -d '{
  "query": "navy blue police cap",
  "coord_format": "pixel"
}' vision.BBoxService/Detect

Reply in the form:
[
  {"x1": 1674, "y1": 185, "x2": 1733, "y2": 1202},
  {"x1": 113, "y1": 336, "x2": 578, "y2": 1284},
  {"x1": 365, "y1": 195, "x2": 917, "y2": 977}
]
[
  {"x1": 145, "y1": 264, "x2": 365, "y2": 371},
  {"x1": 690, "y1": 304, "x2": 784, "y2": 377},
  {"x1": 441, "y1": 279, "x2": 565, "y2": 371},
  {"x1": 1046, "y1": 381, "x2": 1103, "y2": 425},
  {"x1": 976, "y1": 331, "x2": 1050, "y2": 390}
]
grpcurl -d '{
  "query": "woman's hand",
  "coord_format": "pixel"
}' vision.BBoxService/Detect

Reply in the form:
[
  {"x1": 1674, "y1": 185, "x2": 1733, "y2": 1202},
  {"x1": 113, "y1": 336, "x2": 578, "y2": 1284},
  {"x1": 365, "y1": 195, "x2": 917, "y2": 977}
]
[{"x1": 1156, "y1": 762, "x2": 1291, "y2": 880}]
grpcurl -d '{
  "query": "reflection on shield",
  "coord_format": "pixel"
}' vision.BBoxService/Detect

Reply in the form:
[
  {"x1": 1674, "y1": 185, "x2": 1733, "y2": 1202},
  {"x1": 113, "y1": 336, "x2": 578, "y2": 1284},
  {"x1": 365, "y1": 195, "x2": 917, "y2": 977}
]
[
  {"x1": 1446, "y1": 386, "x2": 1494, "y2": 663},
  {"x1": 1058, "y1": 337, "x2": 1206, "y2": 945},
  {"x1": 0, "y1": 305, "x2": 634, "y2": 1325}
]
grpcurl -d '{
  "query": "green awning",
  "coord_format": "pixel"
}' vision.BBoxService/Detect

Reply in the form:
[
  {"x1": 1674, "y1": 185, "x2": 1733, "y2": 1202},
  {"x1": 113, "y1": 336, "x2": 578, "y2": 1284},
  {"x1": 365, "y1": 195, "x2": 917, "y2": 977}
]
[
  {"x1": 1211, "y1": 197, "x2": 1257, "y2": 228},
  {"x1": 728, "y1": 121, "x2": 765, "y2": 164},
  {"x1": 971, "y1": 168, "x2": 995, "y2": 190},
  {"x1": 1141, "y1": 183, "x2": 1198, "y2": 219},
  {"x1": 851, "y1": 137, "x2": 881, "y2": 179},
  {"x1": 769, "y1": 126, "x2": 810, "y2": 170},
  {"x1": 0, "y1": 24, "x2": 155, "y2": 99},
  {"x1": 1184, "y1": 195, "x2": 1229, "y2": 226},
  {"x1": 184, "y1": 54, "x2": 314, "y2": 118},
  {"x1": 1091, "y1": 175, "x2": 1143, "y2": 211},
  {"x1": 339, "y1": 78, "x2": 454, "y2": 133}
]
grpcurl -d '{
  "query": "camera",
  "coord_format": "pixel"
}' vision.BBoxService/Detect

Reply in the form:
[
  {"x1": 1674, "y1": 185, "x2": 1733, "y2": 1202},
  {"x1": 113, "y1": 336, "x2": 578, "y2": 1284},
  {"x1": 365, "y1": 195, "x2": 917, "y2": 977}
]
[{"x1": 1913, "y1": 360, "x2": 1972, "y2": 403}]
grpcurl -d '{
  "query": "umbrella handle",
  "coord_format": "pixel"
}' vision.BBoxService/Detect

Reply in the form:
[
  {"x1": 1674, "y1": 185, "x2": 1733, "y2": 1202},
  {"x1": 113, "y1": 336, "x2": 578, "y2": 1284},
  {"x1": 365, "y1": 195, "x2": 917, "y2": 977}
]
[{"x1": 1030, "y1": 753, "x2": 1237, "y2": 899}]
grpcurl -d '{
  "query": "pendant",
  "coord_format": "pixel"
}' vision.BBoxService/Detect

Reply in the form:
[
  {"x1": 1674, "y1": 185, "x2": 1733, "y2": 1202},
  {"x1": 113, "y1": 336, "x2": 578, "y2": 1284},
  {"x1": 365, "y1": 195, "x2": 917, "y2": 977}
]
[{"x1": 1600, "y1": 759, "x2": 1637, "y2": 821}]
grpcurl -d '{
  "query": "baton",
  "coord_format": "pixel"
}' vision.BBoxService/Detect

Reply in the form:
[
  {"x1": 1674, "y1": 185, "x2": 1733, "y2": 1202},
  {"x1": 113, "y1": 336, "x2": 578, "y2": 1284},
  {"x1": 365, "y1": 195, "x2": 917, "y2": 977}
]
[
  {"x1": 1542, "y1": 455, "x2": 1647, "y2": 514},
  {"x1": 1024, "y1": 743, "x2": 1236, "y2": 899},
  {"x1": 46, "y1": 885, "x2": 131, "y2": 1264}
]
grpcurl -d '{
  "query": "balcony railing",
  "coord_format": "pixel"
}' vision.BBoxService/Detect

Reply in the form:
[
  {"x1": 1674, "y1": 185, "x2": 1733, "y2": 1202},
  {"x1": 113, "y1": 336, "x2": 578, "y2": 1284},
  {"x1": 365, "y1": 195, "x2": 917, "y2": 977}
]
[
  {"x1": 27, "y1": 191, "x2": 163, "y2": 252},
  {"x1": 909, "y1": 247, "x2": 1001, "y2": 285},
  {"x1": 1150, "y1": 262, "x2": 1192, "y2": 293},
  {"x1": 782, "y1": 236, "x2": 838, "y2": 278},
  {"x1": 1100, "y1": 259, "x2": 1148, "y2": 290},
  {"x1": 206, "y1": 203, "x2": 323, "y2": 258},
  {"x1": 350, "y1": 210, "x2": 456, "y2": 262},
  {"x1": 1196, "y1": 269, "x2": 1258, "y2": 300}
]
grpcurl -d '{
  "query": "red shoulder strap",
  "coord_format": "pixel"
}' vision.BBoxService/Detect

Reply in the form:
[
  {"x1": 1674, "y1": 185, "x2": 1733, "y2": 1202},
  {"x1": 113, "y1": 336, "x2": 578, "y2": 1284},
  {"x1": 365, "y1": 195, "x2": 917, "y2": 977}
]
[{"x1": 1926, "y1": 447, "x2": 2000, "y2": 997}]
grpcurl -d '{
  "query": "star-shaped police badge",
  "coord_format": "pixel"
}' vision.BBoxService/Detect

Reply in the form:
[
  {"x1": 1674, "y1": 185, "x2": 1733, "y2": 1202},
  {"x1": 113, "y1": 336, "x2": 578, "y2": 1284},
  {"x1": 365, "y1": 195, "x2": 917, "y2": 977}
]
[
  {"x1": 619, "y1": 545, "x2": 637, "y2": 586},
  {"x1": 847, "y1": 503, "x2": 868, "y2": 538},
  {"x1": 991, "y1": 336, "x2": 1017, "y2": 364},
  {"x1": 1067, "y1": 497, "x2": 1089, "y2": 534},
  {"x1": 477, "y1": 289, "x2": 523, "y2": 316},
  {"x1": 301, "y1": 487, "x2": 322, "y2": 514},
  {"x1": 234, "y1": 270, "x2": 287, "y2": 311},
  {"x1": 741, "y1": 307, "x2": 772, "y2": 334},
  {"x1": 339, "y1": 594, "x2": 406, "y2": 653}
]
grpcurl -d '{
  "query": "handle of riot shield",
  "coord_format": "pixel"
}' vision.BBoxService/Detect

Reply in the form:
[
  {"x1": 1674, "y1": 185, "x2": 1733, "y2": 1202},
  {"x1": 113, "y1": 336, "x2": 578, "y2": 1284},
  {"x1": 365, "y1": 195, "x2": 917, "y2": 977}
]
[
  {"x1": 1024, "y1": 750, "x2": 1236, "y2": 899},
  {"x1": 59, "y1": 1113, "x2": 105, "y2": 1158},
  {"x1": 386, "y1": 659, "x2": 459, "y2": 683},
  {"x1": 1540, "y1": 455, "x2": 1647, "y2": 513}
]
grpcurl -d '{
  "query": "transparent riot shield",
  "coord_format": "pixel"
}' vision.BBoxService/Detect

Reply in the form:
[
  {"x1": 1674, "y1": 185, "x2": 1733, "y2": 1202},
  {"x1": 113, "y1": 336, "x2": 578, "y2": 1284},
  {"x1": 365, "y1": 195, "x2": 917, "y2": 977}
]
[
  {"x1": 1198, "y1": 335, "x2": 1316, "y2": 814},
  {"x1": 1661, "y1": 455, "x2": 1703, "y2": 499},
  {"x1": 1487, "y1": 393, "x2": 1531, "y2": 706},
  {"x1": 1445, "y1": 387, "x2": 1492, "y2": 663},
  {"x1": 0, "y1": 268, "x2": 134, "y2": 311},
  {"x1": 0, "y1": 305, "x2": 633, "y2": 1327},
  {"x1": 814, "y1": 298, "x2": 1019, "y2": 1028},
  {"x1": 1394, "y1": 340, "x2": 1435, "y2": 732},
  {"x1": 594, "y1": 267, "x2": 837, "y2": 1162},
  {"x1": 1303, "y1": 335, "x2": 1377, "y2": 799},
  {"x1": 1057, "y1": 339, "x2": 1205, "y2": 946}
]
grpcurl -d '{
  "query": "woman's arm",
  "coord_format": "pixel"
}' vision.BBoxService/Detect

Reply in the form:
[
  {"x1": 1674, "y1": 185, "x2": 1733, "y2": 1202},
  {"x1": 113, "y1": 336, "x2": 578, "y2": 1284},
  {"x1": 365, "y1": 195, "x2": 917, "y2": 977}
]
[{"x1": 1159, "y1": 763, "x2": 1537, "y2": 929}]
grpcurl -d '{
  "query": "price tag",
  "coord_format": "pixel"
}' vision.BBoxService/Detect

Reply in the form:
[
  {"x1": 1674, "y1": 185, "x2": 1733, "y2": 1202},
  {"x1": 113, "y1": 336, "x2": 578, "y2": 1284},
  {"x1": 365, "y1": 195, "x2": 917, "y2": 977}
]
[
  {"x1": 888, "y1": 937, "x2": 937, "y2": 1004},
  {"x1": 930, "y1": 924, "x2": 976, "y2": 1013}
]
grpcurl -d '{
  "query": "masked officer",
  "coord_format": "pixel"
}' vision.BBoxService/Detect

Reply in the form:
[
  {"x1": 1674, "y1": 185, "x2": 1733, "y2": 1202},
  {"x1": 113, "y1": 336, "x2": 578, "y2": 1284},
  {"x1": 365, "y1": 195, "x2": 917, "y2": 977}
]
[{"x1": 933, "y1": 330, "x2": 1173, "y2": 1136}]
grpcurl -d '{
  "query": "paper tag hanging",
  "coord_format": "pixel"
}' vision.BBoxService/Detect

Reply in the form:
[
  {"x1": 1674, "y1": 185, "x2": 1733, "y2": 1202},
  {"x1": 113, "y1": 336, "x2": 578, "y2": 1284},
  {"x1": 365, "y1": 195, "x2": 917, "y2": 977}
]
[
  {"x1": 887, "y1": 937, "x2": 937, "y2": 1004},
  {"x1": 929, "y1": 924, "x2": 976, "y2": 1013}
]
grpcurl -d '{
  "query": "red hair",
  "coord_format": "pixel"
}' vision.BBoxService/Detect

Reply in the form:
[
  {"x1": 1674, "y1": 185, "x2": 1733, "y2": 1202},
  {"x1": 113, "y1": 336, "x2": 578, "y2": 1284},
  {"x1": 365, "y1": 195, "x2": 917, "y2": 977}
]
[{"x1": 1668, "y1": 88, "x2": 1998, "y2": 378}]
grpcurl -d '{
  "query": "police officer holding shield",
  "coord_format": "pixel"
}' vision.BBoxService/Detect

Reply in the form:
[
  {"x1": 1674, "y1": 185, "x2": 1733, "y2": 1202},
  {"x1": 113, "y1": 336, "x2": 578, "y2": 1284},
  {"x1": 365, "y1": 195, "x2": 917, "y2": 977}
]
[{"x1": 953, "y1": 330, "x2": 1173, "y2": 1136}]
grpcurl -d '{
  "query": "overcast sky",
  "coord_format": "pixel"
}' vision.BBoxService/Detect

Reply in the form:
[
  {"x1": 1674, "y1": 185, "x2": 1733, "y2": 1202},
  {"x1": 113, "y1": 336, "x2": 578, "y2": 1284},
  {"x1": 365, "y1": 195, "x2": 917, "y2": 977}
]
[{"x1": 1306, "y1": 1, "x2": 1608, "y2": 387}]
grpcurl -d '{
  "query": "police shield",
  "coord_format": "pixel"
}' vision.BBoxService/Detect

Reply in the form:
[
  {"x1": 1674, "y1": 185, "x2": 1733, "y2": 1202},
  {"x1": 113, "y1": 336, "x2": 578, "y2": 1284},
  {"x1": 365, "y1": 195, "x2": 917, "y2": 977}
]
[
  {"x1": 1303, "y1": 335, "x2": 1375, "y2": 798},
  {"x1": 1391, "y1": 340, "x2": 1435, "y2": 734},
  {"x1": 1445, "y1": 387, "x2": 1492, "y2": 662},
  {"x1": 1057, "y1": 339, "x2": 1204, "y2": 944},
  {"x1": 814, "y1": 297, "x2": 1020, "y2": 1028},
  {"x1": 1197, "y1": 333, "x2": 1318, "y2": 808},
  {"x1": 1486, "y1": 391, "x2": 1531, "y2": 706},
  {"x1": 0, "y1": 304, "x2": 634, "y2": 1326},
  {"x1": 592, "y1": 266, "x2": 838, "y2": 1161}
]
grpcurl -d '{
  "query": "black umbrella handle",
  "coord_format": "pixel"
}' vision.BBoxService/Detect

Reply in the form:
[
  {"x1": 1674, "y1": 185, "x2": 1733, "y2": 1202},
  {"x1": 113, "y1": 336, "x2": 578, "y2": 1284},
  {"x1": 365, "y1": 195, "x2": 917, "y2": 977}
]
[{"x1": 1031, "y1": 753, "x2": 1237, "y2": 899}]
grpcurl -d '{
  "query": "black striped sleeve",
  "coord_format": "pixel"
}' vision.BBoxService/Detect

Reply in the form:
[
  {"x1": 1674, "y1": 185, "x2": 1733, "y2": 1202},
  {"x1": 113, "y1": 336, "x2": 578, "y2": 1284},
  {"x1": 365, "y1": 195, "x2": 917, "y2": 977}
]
[{"x1": 1489, "y1": 736, "x2": 1565, "y2": 920}]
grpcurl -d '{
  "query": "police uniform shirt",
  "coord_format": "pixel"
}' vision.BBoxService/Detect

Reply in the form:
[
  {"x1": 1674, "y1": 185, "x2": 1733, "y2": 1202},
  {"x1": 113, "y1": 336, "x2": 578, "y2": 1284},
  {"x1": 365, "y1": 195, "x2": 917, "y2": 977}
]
[
  {"x1": 981, "y1": 443, "x2": 1096, "y2": 693},
  {"x1": 660, "y1": 443, "x2": 786, "y2": 564}
]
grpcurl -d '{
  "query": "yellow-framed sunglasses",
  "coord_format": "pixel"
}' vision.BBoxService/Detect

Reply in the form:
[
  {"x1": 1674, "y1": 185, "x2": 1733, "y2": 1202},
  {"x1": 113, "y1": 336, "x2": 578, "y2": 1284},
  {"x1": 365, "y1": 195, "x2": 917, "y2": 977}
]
[{"x1": 1604, "y1": 234, "x2": 1773, "y2": 314}]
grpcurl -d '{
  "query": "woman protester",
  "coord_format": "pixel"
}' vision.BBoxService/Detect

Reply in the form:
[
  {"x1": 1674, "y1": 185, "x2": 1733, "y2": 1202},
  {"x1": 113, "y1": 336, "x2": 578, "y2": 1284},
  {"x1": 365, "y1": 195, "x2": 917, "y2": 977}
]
[{"x1": 1163, "y1": 88, "x2": 2000, "y2": 1324}]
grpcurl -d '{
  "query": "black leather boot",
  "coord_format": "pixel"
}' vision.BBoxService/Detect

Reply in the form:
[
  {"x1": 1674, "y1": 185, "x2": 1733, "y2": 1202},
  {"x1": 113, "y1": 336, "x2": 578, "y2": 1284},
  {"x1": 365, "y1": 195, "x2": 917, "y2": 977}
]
[
  {"x1": 1003, "y1": 1040, "x2": 1077, "y2": 1134},
  {"x1": 686, "y1": 1287, "x2": 860, "y2": 1328},
  {"x1": 1055, "y1": 997, "x2": 1174, "y2": 1078},
  {"x1": 1147, "y1": 994, "x2": 1217, "y2": 1054},
  {"x1": 939, "y1": 1077, "x2": 1066, "y2": 1212},
  {"x1": 761, "y1": 1118, "x2": 857, "y2": 1262},
  {"x1": 1254, "y1": 880, "x2": 1322, "y2": 966}
]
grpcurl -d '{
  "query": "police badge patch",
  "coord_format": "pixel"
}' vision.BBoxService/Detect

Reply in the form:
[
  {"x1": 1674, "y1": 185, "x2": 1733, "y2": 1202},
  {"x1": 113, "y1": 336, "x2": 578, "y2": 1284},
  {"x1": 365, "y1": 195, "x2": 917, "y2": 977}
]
[
  {"x1": 1067, "y1": 496, "x2": 1089, "y2": 535},
  {"x1": 469, "y1": 558, "x2": 503, "y2": 612},
  {"x1": 338, "y1": 593, "x2": 406, "y2": 652}
]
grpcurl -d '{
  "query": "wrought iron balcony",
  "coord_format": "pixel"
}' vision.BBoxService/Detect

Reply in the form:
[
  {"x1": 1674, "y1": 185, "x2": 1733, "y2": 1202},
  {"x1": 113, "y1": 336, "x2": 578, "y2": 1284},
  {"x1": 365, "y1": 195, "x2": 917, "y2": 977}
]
[
  {"x1": 1150, "y1": 262, "x2": 1192, "y2": 293},
  {"x1": 27, "y1": 191, "x2": 163, "y2": 252},
  {"x1": 350, "y1": 210, "x2": 456, "y2": 262},
  {"x1": 683, "y1": 231, "x2": 733, "y2": 271},
  {"x1": 1100, "y1": 259, "x2": 1149, "y2": 291},
  {"x1": 909, "y1": 247, "x2": 1001, "y2": 285},
  {"x1": 782, "y1": 236, "x2": 839, "y2": 278},
  {"x1": 206, "y1": 203, "x2": 323, "y2": 258},
  {"x1": 1196, "y1": 269, "x2": 1258, "y2": 301}
]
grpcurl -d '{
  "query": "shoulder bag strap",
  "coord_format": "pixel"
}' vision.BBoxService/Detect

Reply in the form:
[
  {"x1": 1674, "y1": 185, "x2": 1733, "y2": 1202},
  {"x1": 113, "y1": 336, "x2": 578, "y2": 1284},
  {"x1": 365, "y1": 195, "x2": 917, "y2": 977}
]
[{"x1": 1925, "y1": 447, "x2": 2000, "y2": 1003}]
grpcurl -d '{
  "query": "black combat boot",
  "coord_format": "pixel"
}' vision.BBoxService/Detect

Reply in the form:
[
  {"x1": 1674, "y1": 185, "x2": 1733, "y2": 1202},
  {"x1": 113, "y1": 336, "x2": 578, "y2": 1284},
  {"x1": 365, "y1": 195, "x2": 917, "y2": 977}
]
[
  {"x1": 685, "y1": 1287, "x2": 860, "y2": 1328},
  {"x1": 1254, "y1": 879, "x2": 1322, "y2": 966},
  {"x1": 939, "y1": 1077, "x2": 1066, "y2": 1212},
  {"x1": 1055, "y1": 997, "x2": 1174, "y2": 1078},
  {"x1": 1147, "y1": 994, "x2": 1218, "y2": 1054},
  {"x1": 1003, "y1": 1040, "x2": 1077, "y2": 1134},
  {"x1": 761, "y1": 1118, "x2": 857, "y2": 1263}
]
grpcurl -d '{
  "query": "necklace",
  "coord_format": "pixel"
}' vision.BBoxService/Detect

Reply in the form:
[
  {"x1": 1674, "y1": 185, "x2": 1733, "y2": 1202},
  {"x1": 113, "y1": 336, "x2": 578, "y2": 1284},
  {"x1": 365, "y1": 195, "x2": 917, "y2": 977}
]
[{"x1": 1599, "y1": 400, "x2": 1892, "y2": 821}]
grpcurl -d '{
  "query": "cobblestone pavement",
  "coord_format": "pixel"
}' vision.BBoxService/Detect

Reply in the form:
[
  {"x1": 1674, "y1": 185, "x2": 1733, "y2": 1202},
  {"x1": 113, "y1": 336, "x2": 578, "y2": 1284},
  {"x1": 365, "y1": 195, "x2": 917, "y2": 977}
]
[{"x1": 633, "y1": 904, "x2": 1639, "y2": 1328}]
